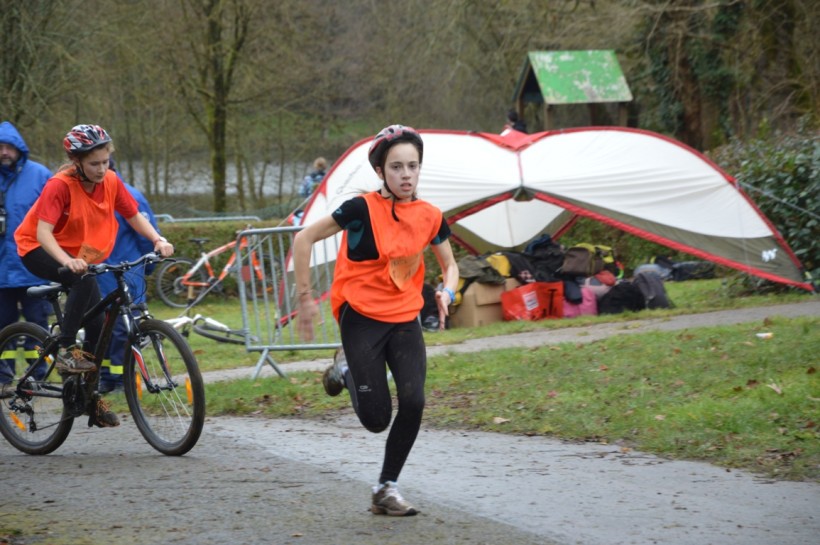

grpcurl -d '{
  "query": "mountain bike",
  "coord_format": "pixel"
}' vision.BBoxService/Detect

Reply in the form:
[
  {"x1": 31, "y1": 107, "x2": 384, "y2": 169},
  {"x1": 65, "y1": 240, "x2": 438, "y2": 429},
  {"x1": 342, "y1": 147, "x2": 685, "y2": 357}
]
[
  {"x1": 0, "y1": 253, "x2": 205, "y2": 456},
  {"x1": 154, "y1": 231, "x2": 276, "y2": 309}
]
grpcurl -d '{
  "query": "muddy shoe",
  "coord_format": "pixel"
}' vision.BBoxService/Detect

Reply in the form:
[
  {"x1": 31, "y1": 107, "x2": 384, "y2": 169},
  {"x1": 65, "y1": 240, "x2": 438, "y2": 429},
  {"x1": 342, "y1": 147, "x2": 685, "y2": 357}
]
[
  {"x1": 371, "y1": 482, "x2": 419, "y2": 516},
  {"x1": 56, "y1": 347, "x2": 97, "y2": 374},
  {"x1": 322, "y1": 348, "x2": 348, "y2": 397},
  {"x1": 91, "y1": 398, "x2": 120, "y2": 428}
]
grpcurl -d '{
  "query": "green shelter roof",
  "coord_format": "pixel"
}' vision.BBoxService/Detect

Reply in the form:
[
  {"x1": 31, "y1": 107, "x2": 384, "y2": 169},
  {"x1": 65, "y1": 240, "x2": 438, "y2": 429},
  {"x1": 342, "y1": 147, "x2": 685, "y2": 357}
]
[{"x1": 513, "y1": 50, "x2": 633, "y2": 105}]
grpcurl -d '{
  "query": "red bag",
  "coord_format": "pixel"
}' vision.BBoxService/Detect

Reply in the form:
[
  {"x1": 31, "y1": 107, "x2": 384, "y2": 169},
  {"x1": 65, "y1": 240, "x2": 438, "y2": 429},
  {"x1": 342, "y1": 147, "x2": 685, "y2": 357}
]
[
  {"x1": 501, "y1": 282, "x2": 563, "y2": 321},
  {"x1": 594, "y1": 269, "x2": 617, "y2": 286}
]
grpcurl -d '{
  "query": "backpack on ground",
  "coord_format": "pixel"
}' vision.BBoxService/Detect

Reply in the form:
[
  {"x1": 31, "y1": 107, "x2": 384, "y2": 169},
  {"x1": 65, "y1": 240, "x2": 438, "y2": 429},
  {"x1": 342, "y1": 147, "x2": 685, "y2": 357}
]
[
  {"x1": 597, "y1": 282, "x2": 645, "y2": 314},
  {"x1": 523, "y1": 234, "x2": 564, "y2": 282},
  {"x1": 576, "y1": 243, "x2": 616, "y2": 269},
  {"x1": 560, "y1": 245, "x2": 603, "y2": 277},
  {"x1": 671, "y1": 261, "x2": 716, "y2": 281},
  {"x1": 633, "y1": 271, "x2": 672, "y2": 309}
]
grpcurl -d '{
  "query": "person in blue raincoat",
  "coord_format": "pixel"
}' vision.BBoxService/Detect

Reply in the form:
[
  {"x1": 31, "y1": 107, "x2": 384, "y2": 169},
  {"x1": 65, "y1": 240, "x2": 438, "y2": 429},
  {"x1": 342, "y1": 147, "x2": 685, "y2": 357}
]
[
  {"x1": 95, "y1": 160, "x2": 160, "y2": 393},
  {"x1": 0, "y1": 121, "x2": 52, "y2": 385}
]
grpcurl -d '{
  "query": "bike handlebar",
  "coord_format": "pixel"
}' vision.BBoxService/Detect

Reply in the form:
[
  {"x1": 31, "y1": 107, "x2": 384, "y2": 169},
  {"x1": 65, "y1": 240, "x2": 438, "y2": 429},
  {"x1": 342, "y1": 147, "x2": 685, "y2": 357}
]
[
  {"x1": 56, "y1": 252, "x2": 169, "y2": 277},
  {"x1": 87, "y1": 252, "x2": 166, "y2": 275}
]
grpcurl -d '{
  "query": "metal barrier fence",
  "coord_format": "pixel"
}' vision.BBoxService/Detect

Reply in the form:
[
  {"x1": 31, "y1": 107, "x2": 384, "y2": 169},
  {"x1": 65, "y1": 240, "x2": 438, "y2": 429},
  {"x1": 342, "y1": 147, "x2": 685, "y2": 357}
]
[{"x1": 234, "y1": 226, "x2": 341, "y2": 378}]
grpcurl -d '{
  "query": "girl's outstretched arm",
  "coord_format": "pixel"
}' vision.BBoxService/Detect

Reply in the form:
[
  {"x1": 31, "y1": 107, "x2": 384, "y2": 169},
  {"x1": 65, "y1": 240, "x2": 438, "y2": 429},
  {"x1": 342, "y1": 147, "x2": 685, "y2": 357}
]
[{"x1": 292, "y1": 215, "x2": 342, "y2": 341}]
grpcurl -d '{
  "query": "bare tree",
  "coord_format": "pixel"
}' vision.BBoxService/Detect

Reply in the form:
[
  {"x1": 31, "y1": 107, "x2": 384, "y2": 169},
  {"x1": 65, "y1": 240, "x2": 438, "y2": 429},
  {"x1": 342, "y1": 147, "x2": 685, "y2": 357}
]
[{"x1": 164, "y1": 0, "x2": 256, "y2": 212}]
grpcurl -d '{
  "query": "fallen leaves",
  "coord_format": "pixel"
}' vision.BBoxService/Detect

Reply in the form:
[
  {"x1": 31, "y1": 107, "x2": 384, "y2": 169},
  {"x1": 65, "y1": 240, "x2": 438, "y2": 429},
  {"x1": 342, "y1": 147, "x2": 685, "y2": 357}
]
[{"x1": 766, "y1": 383, "x2": 783, "y2": 395}]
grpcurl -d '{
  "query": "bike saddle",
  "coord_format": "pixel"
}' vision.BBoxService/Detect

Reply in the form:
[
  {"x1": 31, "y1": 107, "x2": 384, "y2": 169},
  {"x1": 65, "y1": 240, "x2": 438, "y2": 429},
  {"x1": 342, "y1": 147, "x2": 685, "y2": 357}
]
[{"x1": 26, "y1": 283, "x2": 66, "y2": 301}]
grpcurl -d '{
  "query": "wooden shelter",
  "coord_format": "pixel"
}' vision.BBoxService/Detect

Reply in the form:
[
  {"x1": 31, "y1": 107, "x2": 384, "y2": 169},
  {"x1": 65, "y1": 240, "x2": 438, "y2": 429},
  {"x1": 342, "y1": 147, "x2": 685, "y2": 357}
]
[{"x1": 511, "y1": 50, "x2": 633, "y2": 130}]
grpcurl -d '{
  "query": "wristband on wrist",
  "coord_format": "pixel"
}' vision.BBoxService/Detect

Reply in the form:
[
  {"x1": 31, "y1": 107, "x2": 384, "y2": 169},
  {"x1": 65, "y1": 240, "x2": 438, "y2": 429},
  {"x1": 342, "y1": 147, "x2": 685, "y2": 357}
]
[
  {"x1": 442, "y1": 287, "x2": 455, "y2": 303},
  {"x1": 153, "y1": 236, "x2": 168, "y2": 245}
]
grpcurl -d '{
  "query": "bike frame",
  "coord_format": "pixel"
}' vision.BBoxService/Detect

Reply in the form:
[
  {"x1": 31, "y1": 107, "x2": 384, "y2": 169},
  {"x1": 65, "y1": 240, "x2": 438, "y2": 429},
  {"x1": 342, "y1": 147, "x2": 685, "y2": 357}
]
[
  {"x1": 180, "y1": 236, "x2": 265, "y2": 289},
  {"x1": 12, "y1": 260, "x2": 167, "y2": 405},
  {"x1": 169, "y1": 234, "x2": 269, "y2": 309},
  {"x1": 1, "y1": 252, "x2": 205, "y2": 456}
]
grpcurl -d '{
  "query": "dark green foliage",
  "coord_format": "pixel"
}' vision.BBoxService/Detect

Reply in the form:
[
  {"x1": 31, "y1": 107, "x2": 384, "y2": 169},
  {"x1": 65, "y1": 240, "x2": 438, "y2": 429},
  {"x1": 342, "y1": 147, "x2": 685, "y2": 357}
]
[{"x1": 712, "y1": 118, "x2": 819, "y2": 291}]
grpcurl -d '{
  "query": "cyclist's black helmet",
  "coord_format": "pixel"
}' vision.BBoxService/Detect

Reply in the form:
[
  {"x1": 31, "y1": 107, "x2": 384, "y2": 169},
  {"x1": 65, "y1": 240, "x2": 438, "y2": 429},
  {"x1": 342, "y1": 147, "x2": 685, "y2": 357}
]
[{"x1": 63, "y1": 125, "x2": 112, "y2": 156}]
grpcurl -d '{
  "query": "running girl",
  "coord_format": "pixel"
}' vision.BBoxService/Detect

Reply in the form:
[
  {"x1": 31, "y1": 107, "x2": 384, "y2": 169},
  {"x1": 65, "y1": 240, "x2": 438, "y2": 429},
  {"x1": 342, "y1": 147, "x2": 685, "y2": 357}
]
[{"x1": 292, "y1": 124, "x2": 459, "y2": 516}]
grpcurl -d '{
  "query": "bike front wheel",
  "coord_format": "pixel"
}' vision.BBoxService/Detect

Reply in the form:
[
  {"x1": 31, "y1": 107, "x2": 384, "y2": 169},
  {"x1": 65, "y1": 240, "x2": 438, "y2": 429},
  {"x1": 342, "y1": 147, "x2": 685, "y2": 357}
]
[
  {"x1": 123, "y1": 319, "x2": 205, "y2": 455},
  {"x1": 155, "y1": 258, "x2": 209, "y2": 308},
  {"x1": 0, "y1": 322, "x2": 73, "y2": 455}
]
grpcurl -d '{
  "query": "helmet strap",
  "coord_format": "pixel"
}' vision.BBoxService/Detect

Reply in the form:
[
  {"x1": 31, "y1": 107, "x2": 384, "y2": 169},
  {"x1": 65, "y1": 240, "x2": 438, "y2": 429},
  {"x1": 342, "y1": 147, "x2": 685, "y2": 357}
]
[
  {"x1": 382, "y1": 182, "x2": 400, "y2": 222},
  {"x1": 73, "y1": 161, "x2": 92, "y2": 184}
]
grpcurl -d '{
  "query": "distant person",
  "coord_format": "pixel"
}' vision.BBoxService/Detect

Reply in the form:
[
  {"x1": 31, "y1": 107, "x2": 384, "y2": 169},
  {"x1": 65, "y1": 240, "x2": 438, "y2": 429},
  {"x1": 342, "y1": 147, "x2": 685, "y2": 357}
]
[
  {"x1": 14, "y1": 124, "x2": 174, "y2": 426},
  {"x1": 0, "y1": 121, "x2": 52, "y2": 386},
  {"x1": 501, "y1": 109, "x2": 527, "y2": 135},
  {"x1": 293, "y1": 124, "x2": 459, "y2": 516},
  {"x1": 95, "y1": 159, "x2": 160, "y2": 393},
  {"x1": 298, "y1": 156, "x2": 328, "y2": 199}
]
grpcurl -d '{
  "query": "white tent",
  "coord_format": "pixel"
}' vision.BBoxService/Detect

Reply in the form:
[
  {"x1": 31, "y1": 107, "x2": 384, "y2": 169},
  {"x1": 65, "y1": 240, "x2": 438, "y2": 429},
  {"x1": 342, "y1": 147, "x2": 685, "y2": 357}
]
[{"x1": 298, "y1": 127, "x2": 812, "y2": 291}]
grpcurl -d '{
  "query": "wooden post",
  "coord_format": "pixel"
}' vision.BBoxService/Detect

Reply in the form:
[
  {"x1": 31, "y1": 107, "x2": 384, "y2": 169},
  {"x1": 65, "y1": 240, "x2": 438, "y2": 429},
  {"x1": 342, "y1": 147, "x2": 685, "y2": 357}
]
[{"x1": 544, "y1": 104, "x2": 554, "y2": 130}]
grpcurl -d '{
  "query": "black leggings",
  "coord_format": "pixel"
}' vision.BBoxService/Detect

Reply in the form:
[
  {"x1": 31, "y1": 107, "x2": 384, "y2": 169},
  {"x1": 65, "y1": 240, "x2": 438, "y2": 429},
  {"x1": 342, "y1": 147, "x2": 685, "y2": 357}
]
[
  {"x1": 339, "y1": 303, "x2": 426, "y2": 485},
  {"x1": 21, "y1": 247, "x2": 103, "y2": 351}
]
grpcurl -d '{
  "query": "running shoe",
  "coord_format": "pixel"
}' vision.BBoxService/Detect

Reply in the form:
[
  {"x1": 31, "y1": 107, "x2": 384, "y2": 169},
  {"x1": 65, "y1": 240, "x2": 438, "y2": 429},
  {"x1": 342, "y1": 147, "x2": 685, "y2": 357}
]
[
  {"x1": 55, "y1": 346, "x2": 97, "y2": 374},
  {"x1": 371, "y1": 481, "x2": 419, "y2": 516},
  {"x1": 322, "y1": 348, "x2": 347, "y2": 397}
]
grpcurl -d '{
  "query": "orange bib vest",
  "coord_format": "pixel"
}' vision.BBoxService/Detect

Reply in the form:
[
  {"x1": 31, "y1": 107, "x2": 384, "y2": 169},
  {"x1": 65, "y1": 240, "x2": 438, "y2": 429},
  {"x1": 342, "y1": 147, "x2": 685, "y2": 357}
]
[
  {"x1": 330, "y1": 192, "x2": 443, "y2": 323},
  {"x1": 15, "y1": 170, "x2": 120, "y2": 263}
]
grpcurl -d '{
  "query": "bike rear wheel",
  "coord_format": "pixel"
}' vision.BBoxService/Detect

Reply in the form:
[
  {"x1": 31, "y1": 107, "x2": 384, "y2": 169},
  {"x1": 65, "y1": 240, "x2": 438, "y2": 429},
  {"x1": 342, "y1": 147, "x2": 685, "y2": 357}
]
[
  {"x1": 123, "y1": 319, "x2": 205, "y2": 455},
  {"x1": 0, "y1": 322, "x2": 73, "y2": 455},
  {"x1": 192, "y1": 321, "x2": 249, "y2": 345},
  {"x1": 155, "y1": 258, "x2": 209, "y2": 308}
]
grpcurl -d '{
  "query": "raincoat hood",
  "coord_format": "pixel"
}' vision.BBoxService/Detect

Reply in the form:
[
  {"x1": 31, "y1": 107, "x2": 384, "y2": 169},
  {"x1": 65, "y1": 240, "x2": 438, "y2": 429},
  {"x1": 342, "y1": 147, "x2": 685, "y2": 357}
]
[{"x1": 0, "y1": 121, "x2": 29, "y2": 180}]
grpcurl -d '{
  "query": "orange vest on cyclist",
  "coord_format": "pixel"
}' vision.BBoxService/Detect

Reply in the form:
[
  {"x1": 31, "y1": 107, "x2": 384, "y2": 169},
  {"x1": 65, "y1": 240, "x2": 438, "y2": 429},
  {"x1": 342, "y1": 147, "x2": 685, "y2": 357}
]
[
  {"x1": 15, "y1": 170, "x2": 120, "y2": 263},
  {"x1": 331, "y1": 192, "x2": 443, "y2": 323}
]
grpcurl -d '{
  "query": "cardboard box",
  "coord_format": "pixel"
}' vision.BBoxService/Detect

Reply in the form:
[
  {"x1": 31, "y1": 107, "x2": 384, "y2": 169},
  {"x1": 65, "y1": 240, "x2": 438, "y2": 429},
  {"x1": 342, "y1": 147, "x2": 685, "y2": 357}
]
[{"x1": 450, "y1": 278, "x2": 520, "y2": 328}]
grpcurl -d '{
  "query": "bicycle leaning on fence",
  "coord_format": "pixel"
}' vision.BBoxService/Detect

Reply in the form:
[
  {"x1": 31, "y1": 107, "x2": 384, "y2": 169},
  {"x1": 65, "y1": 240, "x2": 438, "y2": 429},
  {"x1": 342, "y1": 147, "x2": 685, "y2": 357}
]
[
  {"x1": 154, "y1": 230, "x2": 276, "y2": 309},
  {"x1": 0, "y1": 252, "x2": 205, "y2": 456}
]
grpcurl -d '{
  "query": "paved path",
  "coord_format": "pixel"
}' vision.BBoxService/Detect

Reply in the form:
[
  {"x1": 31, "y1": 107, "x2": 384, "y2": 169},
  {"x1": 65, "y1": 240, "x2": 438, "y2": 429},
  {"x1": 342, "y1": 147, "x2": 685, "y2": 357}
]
[{"x1": 196, "y1": 300, "x2": 819, "y2": 545}]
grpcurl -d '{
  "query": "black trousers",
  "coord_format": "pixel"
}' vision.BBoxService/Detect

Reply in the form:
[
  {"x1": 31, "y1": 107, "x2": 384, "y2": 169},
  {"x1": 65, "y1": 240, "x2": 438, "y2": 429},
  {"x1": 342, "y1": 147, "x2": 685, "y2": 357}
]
[
  {"x1": 338, "y1": 303, "x2": 427, "y2": 484},
  {"x1": 21, "y1": 247, "x2": 103, "y2": 350}
]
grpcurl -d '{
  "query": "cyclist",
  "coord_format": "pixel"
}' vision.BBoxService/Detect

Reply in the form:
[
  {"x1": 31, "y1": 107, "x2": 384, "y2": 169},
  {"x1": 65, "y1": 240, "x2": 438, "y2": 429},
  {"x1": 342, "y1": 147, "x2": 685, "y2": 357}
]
[
  {"x1": 14, "y1": 124, "x2": 174, "y2": 426},
  {"x1": 292, "y1": 124, "x2": 459, "y2": 516}
]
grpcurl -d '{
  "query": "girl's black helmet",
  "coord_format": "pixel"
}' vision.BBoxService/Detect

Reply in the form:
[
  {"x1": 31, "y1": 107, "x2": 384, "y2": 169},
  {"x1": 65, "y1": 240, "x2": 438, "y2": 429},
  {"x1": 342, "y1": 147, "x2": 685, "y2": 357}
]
[
  {"x1": 63, "y1": 125, "x2": 112, "y2": 156},
  {"x1": 367, "y1": 124, "x2": 423, "y2": 172}
]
